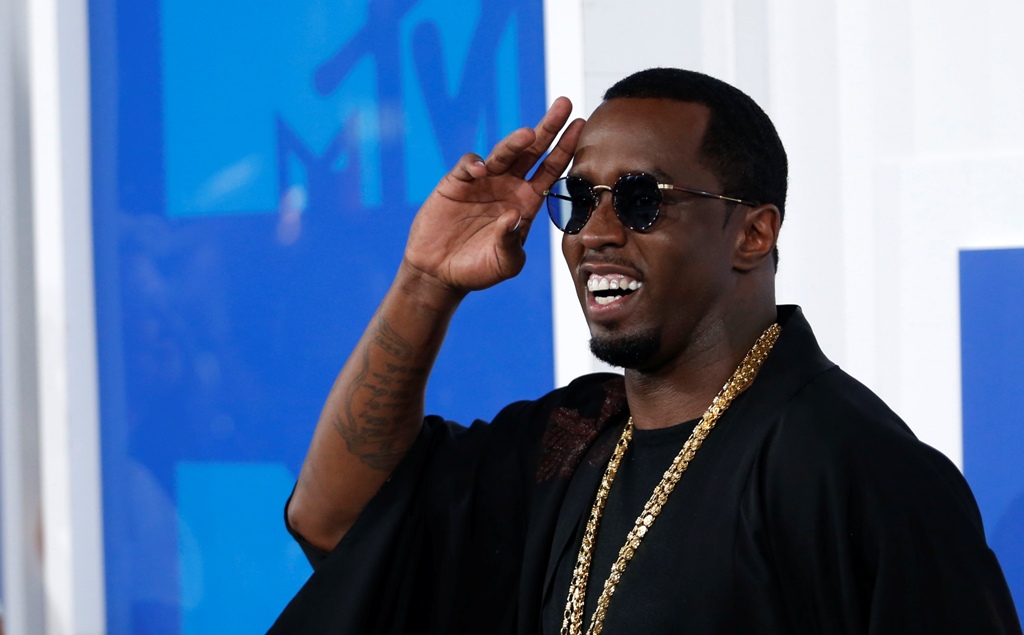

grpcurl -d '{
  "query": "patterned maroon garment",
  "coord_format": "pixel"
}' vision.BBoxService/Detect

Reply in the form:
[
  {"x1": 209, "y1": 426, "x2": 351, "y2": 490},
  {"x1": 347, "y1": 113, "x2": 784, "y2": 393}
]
[{"x1": 537, "y1": 376, "x2": 625, "y2": 482}]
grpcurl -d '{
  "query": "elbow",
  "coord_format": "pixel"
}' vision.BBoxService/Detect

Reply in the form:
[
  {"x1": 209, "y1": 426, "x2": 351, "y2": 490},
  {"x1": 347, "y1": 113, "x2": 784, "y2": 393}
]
[{"x1": 286, "y1": 488, "x2": 354, "y2": 554}]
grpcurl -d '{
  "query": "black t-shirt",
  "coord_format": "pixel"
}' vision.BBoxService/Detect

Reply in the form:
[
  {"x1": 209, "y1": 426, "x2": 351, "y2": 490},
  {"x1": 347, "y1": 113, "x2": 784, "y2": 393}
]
[{"x1": 541, "y1": 419, "x2": 701, "y2": 634}]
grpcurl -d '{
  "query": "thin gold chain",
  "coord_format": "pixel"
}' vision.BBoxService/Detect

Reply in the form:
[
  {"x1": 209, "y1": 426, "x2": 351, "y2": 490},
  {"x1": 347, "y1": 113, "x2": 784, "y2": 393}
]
[{"x1": 560, "y1": 323, "x2": 782, "y2": 635}]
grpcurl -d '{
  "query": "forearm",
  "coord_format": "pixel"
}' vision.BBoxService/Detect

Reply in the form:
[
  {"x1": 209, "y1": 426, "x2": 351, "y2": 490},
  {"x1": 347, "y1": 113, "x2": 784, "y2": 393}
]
[
  {"x1": 288, "y1": 97, "x2": 582, "y2": 553},
  {"x1": 288, "y1": 262, "x2": 463, "y2": 551}
]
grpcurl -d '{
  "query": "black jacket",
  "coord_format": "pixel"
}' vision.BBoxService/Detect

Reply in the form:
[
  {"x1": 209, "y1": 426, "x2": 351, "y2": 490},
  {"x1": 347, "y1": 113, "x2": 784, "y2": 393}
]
[{"x1": 271, "y1": 306, "x2": 1021, "y2": 634}]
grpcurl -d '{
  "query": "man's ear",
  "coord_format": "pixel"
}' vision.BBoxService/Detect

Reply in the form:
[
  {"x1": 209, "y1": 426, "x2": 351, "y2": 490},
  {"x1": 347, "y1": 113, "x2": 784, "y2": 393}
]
[{"x1": 733, "y1": 204, "x2": 780, "y2": 271}]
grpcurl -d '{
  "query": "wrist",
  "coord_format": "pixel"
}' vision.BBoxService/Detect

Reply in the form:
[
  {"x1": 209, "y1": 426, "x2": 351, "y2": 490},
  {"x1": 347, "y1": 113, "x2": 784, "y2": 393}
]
[{"x1": 393, "y1": 259, "x2": 467, "y2": 316}]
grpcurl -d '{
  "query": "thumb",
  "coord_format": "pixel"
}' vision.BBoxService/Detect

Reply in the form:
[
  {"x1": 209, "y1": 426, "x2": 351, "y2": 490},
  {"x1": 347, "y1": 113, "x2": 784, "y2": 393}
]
[
  {"x1": 500, "y1": 210, "x2": 531, "y2": 248},
  {"x1": 492, "y1": 210, "x2": 529, "y2": 277}
]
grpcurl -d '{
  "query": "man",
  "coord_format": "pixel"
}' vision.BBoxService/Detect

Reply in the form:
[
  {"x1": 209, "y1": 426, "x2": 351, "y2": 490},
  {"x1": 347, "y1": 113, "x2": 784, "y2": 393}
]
[{"x1": 271, "y1": 69, "x2": 1021, "y2": 634}]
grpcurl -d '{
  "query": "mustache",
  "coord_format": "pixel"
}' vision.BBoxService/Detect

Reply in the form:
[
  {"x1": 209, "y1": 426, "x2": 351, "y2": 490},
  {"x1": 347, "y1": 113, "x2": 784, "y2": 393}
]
[{"x1": 576, "y1": 254, "x2": 641, "y2": 274}]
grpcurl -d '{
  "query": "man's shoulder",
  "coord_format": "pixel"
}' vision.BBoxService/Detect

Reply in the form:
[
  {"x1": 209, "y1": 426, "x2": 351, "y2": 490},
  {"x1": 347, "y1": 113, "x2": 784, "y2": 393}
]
[
  {"x1": 766, "y1": 364, "x2": 919, "y2": 462},
  {"x1": 766, "y1": 305, "x2": 921, "y2": 451},
  {"x1": 427, "y1": 373, "x2": 626, "y2": 457},
  {"x1": 785, "y1": 364, "x2": 910, "y2": 436},
  {"x1": 555, "y1": 372, "x2": 627, "y2": 413},
  {"x1": 488, "y1": 372, "x2": 626, "y2": 426},
  {"x1": 766, "y1": 365, "x2": 967, "y2": 495}
]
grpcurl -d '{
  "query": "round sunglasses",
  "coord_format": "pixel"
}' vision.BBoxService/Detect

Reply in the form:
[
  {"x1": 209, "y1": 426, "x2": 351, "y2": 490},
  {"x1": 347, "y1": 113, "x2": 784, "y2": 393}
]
[{"x1": 544, "y1": 172, "x2": 759, "y2": 234}]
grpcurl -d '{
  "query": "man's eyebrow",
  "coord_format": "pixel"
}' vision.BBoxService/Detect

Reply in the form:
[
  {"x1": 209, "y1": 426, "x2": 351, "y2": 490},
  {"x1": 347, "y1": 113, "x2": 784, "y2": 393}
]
[
  {"x1": 566, "y1": 168, "x2": 582, "y2": 179},
  {"x1": 647, "y1": 167, "x2": 674, "y2": 183},
  {"x1": 565, "y1": 167, "x2": 675, "y2": 182}
]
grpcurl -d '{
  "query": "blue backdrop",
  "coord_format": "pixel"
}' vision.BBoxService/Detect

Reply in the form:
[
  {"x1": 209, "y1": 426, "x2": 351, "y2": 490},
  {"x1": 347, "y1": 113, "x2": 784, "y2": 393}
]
[
  {"x1": 88, "y1": 0, "x2": 550, "y2": 632},
  {"x1": 960, "y1": 247, "x2": 1024, "y2": 616}
]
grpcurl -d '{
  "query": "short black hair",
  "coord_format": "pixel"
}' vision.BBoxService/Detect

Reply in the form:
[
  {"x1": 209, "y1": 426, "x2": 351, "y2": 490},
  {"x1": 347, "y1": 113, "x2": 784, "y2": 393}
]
[{"x1": 604, "y1": 68, "x2": 788, "y2": 268}]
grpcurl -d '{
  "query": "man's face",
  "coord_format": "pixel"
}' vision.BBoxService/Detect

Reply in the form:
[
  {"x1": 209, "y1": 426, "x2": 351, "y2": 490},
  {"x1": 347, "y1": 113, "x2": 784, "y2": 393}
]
[{"x1": 562, "y1": 98, "x2": 739, "y2": 372}]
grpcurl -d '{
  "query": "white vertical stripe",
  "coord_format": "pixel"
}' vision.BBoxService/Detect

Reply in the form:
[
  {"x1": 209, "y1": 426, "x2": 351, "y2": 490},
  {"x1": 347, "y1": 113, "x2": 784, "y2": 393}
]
[
  {"x1": 544, "y1": 0, "x2": 598, "y2": 387},
  {"x1": 1, "y1": 0, "x2": 48, "y2": 631},
  {"x1": 834, "y1": 0, "x2": 878, "y2": 392},
  {"x1": 27, "y1": 0, "x2": 106, "y2": 630}
]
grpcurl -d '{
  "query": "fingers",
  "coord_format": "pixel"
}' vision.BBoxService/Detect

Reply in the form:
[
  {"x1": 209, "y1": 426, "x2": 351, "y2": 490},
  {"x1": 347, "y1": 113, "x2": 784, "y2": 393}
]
[
  {"x1": 507, "y1": 96, "x2": 575, "y2": 177},
  {"x1": 528, "y1": 117, "x2": 585, "y2": 194},
  {"x1": 450, "y1": 154, "x2": 488, "y2": 182},
  {"x1": 483, "y1": 127, "x2": 537, "y2": 176},
  {"x1": 484, "y1": 96, "x2": 576, "y2": 177}
]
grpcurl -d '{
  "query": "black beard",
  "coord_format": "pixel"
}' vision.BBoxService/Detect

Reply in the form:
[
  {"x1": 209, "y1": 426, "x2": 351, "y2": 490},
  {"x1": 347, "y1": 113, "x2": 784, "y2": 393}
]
[{"x1": 589, "y1": 331, "x2": 660, "y2": 369}]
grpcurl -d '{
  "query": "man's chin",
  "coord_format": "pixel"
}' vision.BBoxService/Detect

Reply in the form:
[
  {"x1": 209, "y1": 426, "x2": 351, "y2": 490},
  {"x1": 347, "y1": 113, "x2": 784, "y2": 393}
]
[{"x1": 589, "y1": 332, "x2": 660, "y2": 369}]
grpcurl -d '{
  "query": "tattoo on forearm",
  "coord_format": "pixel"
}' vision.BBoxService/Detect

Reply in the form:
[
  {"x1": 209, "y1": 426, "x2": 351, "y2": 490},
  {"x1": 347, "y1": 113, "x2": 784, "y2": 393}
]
[
  {"x1": 372, "y1": 316, "x2": 413, "y2": 361},
  {"x1": 335, "y1": 315, "x2": 428, "y2": 471}
]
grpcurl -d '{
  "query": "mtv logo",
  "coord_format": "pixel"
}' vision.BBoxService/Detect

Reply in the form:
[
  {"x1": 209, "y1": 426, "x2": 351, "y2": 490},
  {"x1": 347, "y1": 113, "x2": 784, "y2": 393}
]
[{"x1": 161, "y1": 0, "x2": 543, "y2": 218}]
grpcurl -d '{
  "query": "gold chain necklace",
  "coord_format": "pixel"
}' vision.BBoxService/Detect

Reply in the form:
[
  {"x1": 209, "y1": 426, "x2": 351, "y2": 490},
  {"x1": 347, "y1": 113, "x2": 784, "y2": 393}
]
[{"x1": 560, "y1": 323, "x2": 782, "y2": 635}]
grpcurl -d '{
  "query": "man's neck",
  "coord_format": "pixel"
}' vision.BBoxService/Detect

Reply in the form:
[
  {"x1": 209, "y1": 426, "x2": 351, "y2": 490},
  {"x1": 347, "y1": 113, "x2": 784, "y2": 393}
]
[{"x1": 623, "y1": 304, "x2": 777, "y2": 430}]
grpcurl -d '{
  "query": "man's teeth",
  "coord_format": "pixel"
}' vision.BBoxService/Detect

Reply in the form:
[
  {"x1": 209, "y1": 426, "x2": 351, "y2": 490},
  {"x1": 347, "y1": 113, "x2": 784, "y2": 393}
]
[
  {"x1": 587, "y1": 274, "x2": 642, "y2": 293},
  {"x1": 587, "y1": 274, "x2": 642, "y2": 305}
]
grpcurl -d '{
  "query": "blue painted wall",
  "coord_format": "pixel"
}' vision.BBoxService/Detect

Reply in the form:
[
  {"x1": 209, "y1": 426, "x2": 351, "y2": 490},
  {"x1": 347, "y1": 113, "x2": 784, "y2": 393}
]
[
  {"x1": 88, "y1": 0, "x2": 550, "y2": 631},
  {"x1": 960, "y1": 247, "x2": 1024, "y2": 616}
]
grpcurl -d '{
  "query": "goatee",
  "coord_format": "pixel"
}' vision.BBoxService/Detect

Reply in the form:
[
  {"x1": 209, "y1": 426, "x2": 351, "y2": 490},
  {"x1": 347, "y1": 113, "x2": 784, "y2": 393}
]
[{"x1": 589, "y1": 332, "x2": 660, "y2": 369}]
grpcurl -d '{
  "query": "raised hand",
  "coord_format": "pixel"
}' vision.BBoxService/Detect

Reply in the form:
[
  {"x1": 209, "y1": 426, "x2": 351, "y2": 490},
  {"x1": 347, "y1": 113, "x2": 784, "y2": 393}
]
[
  {"x1": 288, "y1": 98, "x2": 584, "y2": 552},
  {"x1": 403, "y1": 97, "x2": 584, "y2": 294}
]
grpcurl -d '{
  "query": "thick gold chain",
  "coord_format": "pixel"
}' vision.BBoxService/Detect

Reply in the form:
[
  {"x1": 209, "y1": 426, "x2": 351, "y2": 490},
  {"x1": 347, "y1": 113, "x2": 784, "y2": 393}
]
[{"x1": 560, "y1": 323, "x2": 782, "y2": 635}]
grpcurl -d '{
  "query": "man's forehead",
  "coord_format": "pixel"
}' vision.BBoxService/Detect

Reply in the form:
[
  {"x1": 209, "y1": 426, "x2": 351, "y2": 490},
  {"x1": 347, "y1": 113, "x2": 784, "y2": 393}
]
[
  {"x1": 582, "y1": 98, "x2": 709, "y2": 135},
  {"x1": 570, "y1": 99, "x2": 712, "y2": 181}
]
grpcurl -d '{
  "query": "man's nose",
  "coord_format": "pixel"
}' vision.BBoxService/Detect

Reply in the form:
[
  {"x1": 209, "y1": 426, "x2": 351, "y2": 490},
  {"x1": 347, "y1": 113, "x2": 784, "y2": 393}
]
[{"x1": 578, "y1": 191, "x2": 627, "y2": 248}]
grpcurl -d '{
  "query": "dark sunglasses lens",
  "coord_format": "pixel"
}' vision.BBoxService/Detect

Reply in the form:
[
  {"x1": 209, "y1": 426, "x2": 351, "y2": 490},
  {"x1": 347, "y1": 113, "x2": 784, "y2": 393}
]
[
  {"x1": 547, "y1": 177, "x2": 594, "y2": 234},
  {"x1": 613, "y1": 174, "x2": 662, "y2": 231}
]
